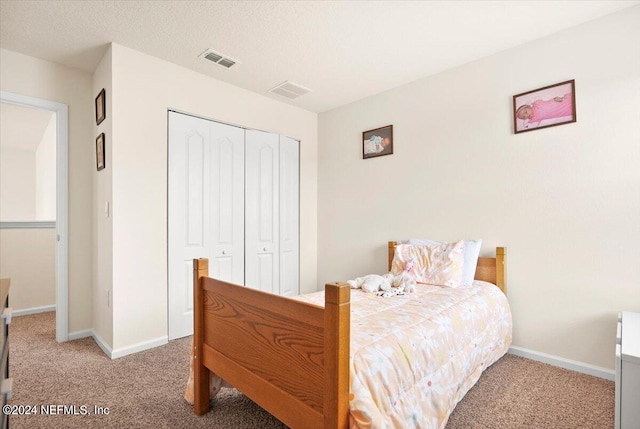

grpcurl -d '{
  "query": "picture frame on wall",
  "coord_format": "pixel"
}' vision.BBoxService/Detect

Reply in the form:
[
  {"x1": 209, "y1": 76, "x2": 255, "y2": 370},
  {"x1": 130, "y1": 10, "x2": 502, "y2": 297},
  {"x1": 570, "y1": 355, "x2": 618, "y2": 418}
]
[
  {"x1": 513, "y1": 79, "x2": 576, "y2": 134},
  {"x1": 96, "y1": 133, "x2": 105, "y2": 171},
  {"x1": 95, "y1": 88, "x2": 106, "y2": 125},
  {"x1": 363, "y1": 125, "x2": 393, "y2": 159}
]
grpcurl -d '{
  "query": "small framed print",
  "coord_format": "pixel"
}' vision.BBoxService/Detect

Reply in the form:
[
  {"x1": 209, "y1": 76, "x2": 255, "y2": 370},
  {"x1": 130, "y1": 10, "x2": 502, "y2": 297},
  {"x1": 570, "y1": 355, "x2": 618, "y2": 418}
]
[
  {"x1": 96, "y1": 133, "x2": 105, "y2": 171},
  {"x1": 363, "y1": 125, "x2": 393, "y2": 159},
  {"x1": 513, "y1": 80, "x2": 576, "y2": 134},
  {"x1": 95, "y1": 88, "x2": 106, "y2": 125}
]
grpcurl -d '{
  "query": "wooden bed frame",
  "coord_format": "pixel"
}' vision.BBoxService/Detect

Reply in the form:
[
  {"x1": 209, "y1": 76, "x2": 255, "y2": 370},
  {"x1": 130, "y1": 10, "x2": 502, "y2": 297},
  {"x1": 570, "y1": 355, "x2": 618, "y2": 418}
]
[{"x1": 193, "y1": 242, "x2": 506, "y2": 428}]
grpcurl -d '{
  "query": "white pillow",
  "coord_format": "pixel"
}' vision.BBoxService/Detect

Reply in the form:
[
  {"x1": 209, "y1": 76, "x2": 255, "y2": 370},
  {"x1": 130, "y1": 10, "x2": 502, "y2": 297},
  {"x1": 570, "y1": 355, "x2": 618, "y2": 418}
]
[{"x1": 406, "y1": 238, "x2": 482, "y2": 286}]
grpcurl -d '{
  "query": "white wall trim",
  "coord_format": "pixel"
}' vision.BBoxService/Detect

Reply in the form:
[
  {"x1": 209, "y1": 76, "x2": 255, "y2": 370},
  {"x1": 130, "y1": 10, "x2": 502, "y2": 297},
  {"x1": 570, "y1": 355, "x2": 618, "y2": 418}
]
[
  {"x1": 11, "y1": 315, "x2": 167, "y2": 359},
  {"x1": 91, "y1": 330, "x2": 113, "y2": 358},
  {"x1": 68, "y1": 329, "x2": 93, "y2": 341},
  {"x1": 13, "y1": 305, "x2": 55, "y2": 316},
  {"x1": 509, "y1": 346, "x2": 615, "y2": 381},
  {"x1": 0, "y1": 221, "x2": 56, "y2": 229},
  {"x1": 0, "y1": 91, "x2": 69, "y2": 344},
  {"x1": 70, "y1": 331, "x2": 168, "y2": 360},
  {"x1": 111, "y1": 336, "x2": 168, "y2": 360}
]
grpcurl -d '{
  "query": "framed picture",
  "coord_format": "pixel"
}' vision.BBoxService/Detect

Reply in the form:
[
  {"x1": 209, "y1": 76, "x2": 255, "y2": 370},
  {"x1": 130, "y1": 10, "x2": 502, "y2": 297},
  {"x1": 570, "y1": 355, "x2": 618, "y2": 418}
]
[
  {"x1": 513, "y1": 80, "x2": 576, "y2": 134},
  {"x1": 363, "y1": 125, "x2": 393, "y2": 159},
  {"x1": 95, "y1": 88, "x2": 106, "y2": 125},
  {"x1": 96, "y1": 133, "x2": 105, "y2": 171}
]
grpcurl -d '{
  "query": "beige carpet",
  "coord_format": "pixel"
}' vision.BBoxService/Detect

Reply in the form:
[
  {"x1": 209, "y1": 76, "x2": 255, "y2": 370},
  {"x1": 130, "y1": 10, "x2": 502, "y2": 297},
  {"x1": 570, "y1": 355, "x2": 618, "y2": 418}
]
[{"x1": 8, "y1": 312, "x2": 613, "y2": 428}]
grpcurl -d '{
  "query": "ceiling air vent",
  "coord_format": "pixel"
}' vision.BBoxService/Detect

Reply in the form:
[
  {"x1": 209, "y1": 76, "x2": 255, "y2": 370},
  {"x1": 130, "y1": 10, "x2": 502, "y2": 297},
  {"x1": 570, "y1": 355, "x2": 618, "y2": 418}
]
[
  {"x1": 199, "y1": 49, "x2": 237, "y2": 69},
  {"x1": 269, "y1": 81, "x2": 312, "y2": 100}
]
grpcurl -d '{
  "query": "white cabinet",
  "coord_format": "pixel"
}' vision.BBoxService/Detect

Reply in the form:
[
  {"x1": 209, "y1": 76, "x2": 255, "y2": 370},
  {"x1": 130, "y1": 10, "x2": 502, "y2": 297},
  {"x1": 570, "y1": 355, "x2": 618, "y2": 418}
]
[
  {"x1": 616, "y1": 311, "x2": 640, "y2": 429},
  {"x1": 168, "y1": 112, "x2": 300, "y2": 339}
]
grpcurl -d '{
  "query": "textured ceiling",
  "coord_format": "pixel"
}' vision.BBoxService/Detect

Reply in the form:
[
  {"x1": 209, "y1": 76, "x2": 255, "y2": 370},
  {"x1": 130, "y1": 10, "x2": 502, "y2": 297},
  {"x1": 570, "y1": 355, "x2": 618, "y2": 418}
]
[{"x1": 1, "y1": 1, "x2": 638, "y2": 113}]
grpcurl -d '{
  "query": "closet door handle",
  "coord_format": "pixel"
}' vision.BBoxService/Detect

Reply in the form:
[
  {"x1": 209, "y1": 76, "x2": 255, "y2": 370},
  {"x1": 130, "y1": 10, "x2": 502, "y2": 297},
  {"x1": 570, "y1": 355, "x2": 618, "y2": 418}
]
[
  {"x1": 222, "y1": 250, "x2": 227, "y2": 255},
  {"x1": 263, "y1": 247, "x2": 267, "y2": 252}
]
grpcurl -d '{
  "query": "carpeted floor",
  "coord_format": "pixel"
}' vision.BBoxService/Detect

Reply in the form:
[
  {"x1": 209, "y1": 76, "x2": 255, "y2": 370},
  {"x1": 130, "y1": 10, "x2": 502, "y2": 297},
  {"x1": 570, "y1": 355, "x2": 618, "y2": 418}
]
[{"x1": 7, "y1": 312, "x2": 614, "y2": 428}]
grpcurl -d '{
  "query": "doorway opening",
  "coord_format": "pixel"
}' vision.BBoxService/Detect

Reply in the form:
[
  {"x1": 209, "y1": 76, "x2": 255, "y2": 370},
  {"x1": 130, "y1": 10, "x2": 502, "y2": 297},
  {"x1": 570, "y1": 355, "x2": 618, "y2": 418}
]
[{"x1": 0, "y1": 91, "x2": 69, "y2": 342}]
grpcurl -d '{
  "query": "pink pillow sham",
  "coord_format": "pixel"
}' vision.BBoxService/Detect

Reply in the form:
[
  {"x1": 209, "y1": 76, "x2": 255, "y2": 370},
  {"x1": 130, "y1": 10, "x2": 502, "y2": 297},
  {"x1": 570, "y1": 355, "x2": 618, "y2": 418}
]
[{"x1": 390, "y1": 240, "x2": 465, "y2": 287}]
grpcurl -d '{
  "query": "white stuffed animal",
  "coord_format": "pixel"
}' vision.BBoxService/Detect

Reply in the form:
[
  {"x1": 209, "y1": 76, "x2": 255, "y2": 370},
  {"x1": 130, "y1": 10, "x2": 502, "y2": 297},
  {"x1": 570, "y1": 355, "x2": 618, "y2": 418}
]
[
  {"x1": 394, "y1": 278, "x2": 417, "y2": 294},
  {"x1": 377, "y1": 279, "x2": 416, "y2": 297},
  {"x1": 348, "y1": 271, "x2": 417, "y2": 296},
  {"x1": 347, "y1": 273, "x2": 393, "y2": 293},
  {"x1": 391, "y1": 258, "x2": 417, "y2": 293},
  {"x1": 391, "y1": 274, "x2": 417, "y2": 294}
]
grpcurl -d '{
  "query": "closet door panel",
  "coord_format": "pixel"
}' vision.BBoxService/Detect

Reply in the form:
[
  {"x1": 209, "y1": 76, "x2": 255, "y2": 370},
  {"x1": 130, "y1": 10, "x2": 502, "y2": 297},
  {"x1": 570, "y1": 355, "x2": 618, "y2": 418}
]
[
  {"x1": 279, "y1": 136, "x2": 299, "y2": 296},
  {"x1": 245, "y1": 129, "x2": 279, "y2": 293},
  {"x1": 168, "y1": 112, "x2": 211, "y2": 340},
  {"x1": 210, "y1": 121, "x2": 245, "y2": 284}
]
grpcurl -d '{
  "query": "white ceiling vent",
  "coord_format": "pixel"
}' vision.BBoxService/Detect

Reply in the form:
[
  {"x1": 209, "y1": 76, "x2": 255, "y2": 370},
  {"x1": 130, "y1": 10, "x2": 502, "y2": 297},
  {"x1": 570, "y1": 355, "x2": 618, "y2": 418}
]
[
  {"x1": 199, "y1": 49, "x2": 237, "y2": 69},
  {"x1": 269, "y1": 81, "x2": 312, "y2": 100}
]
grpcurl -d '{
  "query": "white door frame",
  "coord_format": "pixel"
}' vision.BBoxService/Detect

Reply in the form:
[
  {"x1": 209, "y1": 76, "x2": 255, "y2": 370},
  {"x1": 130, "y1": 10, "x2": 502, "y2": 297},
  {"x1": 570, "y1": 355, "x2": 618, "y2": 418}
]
[{"x1": 1, "y1": 91, "x2": 69, "y2": 342}]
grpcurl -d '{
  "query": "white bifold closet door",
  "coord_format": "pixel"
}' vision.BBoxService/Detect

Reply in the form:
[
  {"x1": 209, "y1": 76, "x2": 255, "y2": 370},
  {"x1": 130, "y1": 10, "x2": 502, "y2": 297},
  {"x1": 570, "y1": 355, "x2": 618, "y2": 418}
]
[
  {"x1": 168, "y1": 112, "x2": 299, "y2": 340},
  {"x1": 210, "y1": 120, "x2": 245, "y2": 282},
  {"x1": 278, "y1": 135, "x2": 300, "y2": 297},
  {"x1": 244, "y1": 131, "x2": 300, "y2": 296},
  {"x1": 168, "y1": 112, "x2": 244, "y2": 340},
  {"x1": 244, "y1": 130, "x2": 280, "y2": 294}
]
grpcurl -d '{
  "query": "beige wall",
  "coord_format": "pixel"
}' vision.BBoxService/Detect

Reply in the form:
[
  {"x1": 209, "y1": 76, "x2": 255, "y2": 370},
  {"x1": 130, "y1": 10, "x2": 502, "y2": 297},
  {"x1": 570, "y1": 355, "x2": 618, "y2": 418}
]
[
  {"x1": 318, "y1": 7, "x2": 640, "y2": 370},
  {"x1": 0, "y1": 48, "x2": 94, "y2": 333},
  {"x1": 35, "y1": 114, "x2": 57, "y2": 220},
  {"x1": 92, "y1": 46, "x2": 113, "y2": 346},
  {"x1": 0, "y1": 228, "x2": 55, "y2": 310},
  {"x1": 107, "y1": 44, "x2": 318, "y2": 351},
  {"x1": 0, "y1": 148, "x2": 35, "y2": 220},
  {"x1": 0, "y1": 105, "x2": 56, "y2": 221}
]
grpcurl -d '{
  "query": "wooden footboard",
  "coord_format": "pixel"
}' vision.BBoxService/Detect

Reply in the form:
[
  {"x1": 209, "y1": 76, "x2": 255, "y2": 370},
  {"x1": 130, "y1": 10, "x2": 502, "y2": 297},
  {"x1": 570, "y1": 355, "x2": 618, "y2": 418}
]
[{"x1": 193, "y1": 259, "x2": 351, "y2": 428}]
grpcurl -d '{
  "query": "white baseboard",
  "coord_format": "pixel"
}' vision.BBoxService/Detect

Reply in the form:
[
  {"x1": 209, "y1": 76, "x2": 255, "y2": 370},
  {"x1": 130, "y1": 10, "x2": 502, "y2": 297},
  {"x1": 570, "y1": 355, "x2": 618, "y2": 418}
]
[
  {"x1": 68, "y1": 329, "x2": 92, "y2": 340},
  {"x1": 82, "y1": 331, "x2": 168, "y2": 360},
  {"x1": 91, "y1": 330, "x2": 114, "y2": 358},
  {"x1": 14, "y1": 311, "x2": 169, "y2": 361},
  {"x1": 13, "y1": 305, "x2": 55, "y2": 316},
  {"x1": 111, "y1": 336, "x2": 168, "y2": 359},
  {"x1": 508, "y1": 346, "x2": 615, "y2": 381}
]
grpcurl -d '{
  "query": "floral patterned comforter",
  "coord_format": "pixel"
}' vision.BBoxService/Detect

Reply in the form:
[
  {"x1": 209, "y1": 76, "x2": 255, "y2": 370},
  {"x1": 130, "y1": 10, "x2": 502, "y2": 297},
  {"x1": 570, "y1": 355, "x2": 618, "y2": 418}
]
[{"x1": 295, "y1": 280, "x2": 512, "y2": 428}]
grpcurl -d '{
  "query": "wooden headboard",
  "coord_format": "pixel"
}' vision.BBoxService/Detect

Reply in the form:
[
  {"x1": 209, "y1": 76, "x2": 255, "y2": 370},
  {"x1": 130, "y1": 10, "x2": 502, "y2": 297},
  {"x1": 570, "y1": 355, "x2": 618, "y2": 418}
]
[{"x1": 387, "y1": 241, "x2": 507, "y2": 294}]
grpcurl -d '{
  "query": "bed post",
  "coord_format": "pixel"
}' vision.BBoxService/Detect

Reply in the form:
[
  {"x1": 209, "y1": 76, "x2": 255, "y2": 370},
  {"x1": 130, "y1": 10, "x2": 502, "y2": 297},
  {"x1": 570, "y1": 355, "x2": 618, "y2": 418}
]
[
  {"x1": 388, "y1": 241, "x2": 398, "y2": 271},
  {"x1": 496, "y1": 247, "x2": 506, "y2": 295},
  {"x1": 193, "y1": 258, "x2": 211, "y2": 416},
  {"x1": 324, "y1": 282, "x2": 351, "y2": 429}
]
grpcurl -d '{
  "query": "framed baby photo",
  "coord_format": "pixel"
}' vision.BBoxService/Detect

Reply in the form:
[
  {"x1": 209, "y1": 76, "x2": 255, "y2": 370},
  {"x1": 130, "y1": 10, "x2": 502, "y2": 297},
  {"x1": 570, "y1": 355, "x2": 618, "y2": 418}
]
[
  {"x1": 95, "y1": 88, "x2": 106, "y2": 125},
  {"x1": 513, "y1": 80, "x2": 576, "y2": 134},
  {"x1": 96, "y1": 133, "x2": 105, "y2": 171},
  {"x1": 363, "y1": 125, "x2": 393, "y2": 159}
]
